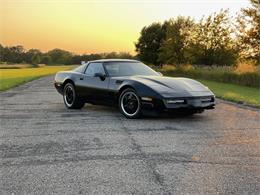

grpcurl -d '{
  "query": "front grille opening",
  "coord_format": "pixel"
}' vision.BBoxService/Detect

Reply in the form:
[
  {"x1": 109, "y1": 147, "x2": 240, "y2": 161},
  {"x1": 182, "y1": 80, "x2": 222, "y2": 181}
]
[{"x1": 201, "y1": 97, "x2": 214, "y2": 103}]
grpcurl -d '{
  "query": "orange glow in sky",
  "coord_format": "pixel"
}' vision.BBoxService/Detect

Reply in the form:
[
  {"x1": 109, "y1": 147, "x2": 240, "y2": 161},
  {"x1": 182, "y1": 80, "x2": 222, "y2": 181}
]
[{"x1": 1, "y1": 0, "x2": 249, "y2": 54}]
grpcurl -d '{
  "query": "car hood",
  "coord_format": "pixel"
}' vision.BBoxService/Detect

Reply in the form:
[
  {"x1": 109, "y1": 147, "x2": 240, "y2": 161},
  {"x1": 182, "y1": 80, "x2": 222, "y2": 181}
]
[{"x1": 125, "y1": 75, "x2": 214, "y2": 98}]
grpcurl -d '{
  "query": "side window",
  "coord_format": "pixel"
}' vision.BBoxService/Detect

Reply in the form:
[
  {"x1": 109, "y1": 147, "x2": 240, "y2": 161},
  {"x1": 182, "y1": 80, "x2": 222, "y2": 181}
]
[{"x1": 85, "y1": 63, "x2": 105, "y2": 76}]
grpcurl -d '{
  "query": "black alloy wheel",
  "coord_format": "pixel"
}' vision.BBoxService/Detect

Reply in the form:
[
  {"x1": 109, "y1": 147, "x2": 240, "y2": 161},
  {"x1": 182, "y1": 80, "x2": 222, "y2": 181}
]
[{"x1": 119, "y1": 88, "x2": 142, "y2": 119}]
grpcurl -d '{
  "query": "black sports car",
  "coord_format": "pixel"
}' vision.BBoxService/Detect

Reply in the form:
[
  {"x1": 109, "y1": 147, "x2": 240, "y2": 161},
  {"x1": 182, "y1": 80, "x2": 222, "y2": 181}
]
[{"x1": 54, "y1": 59, "x2": 215, "y2": 118}]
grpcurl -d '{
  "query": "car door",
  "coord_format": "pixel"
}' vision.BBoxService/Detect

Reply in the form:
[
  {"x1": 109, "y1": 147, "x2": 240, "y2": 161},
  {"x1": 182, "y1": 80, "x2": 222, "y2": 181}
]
[{"x1": 79, "y1": 62, "x2": 109, "y2": 102}]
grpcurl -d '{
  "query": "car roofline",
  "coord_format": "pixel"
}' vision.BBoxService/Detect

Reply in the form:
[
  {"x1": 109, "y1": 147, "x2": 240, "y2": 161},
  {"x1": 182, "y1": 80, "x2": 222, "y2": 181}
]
[{"x1": 88, "y1": 59, "x2": 140, "y2": 63}]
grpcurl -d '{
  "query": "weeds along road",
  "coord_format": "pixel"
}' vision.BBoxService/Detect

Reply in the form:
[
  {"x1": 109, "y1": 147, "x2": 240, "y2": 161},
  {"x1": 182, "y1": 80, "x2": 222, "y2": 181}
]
[{"x1": 0, "y1": 76, "x2": 259, "y2": 194}]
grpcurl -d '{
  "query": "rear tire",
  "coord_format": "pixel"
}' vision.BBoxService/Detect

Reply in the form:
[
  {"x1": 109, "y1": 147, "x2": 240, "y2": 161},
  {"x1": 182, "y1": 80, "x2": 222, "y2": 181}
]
[
  {"x1": 63, "y1": 83, "x2": 85, "y2": 109},
  {"x1": 119, "y1": 88, "x2": 142, "y2": 119}
]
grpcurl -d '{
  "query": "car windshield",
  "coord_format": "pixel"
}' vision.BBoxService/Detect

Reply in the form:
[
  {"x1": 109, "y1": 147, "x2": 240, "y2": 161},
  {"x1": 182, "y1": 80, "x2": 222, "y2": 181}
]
[{"x1": 104, "y1": 62, "x2": 159, "y2": 77}]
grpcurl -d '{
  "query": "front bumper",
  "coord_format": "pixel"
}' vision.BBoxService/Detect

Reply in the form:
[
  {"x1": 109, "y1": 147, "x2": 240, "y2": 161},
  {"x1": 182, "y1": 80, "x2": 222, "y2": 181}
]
[
  {"x1": 141, "y1": 96, "x2": 215, "y2": 111},
  {"x1": 163, "y1": 96, "x2": 215, "y2": 109},
  {"x1": 54, "y1": 82, "x2": 63, "y2": 94}
]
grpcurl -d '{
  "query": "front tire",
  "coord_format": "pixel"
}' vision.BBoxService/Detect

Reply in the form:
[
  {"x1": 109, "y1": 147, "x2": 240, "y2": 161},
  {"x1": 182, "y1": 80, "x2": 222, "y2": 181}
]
[
  {"x1": 119, "y1": 88, "x2": 142, "y2": 119},
  {"x1": 63, "y1": 83, "x2": 85, "y2": 109}
]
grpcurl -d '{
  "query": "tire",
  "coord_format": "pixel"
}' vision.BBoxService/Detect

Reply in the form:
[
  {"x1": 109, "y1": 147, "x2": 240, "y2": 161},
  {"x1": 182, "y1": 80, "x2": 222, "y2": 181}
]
[
  {"x1": 63, "y1": 83, "x2": 85, "y2": 109},
  {"x1": 119, "y1": 88, "x2": 142, "y2": 119}
]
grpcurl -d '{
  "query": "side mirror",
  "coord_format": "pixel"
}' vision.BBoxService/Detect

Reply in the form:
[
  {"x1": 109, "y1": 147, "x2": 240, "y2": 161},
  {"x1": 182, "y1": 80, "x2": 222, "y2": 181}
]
[
  {"x1": 157, "y1": 71, "x2": 163, "y2": 76},
  {"x1": 94, "y1": 72, "x2": 106, "y2": 81}
]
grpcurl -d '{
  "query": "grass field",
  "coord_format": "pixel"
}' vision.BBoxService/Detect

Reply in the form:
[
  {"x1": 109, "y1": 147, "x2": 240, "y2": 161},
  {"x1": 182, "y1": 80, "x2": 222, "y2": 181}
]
[
  {"x1": 199, "y1": 79, "x2": 260, "y2": 107},
  {"x1": 0, "y1": 65, "x2": 74, "y2": 91}
]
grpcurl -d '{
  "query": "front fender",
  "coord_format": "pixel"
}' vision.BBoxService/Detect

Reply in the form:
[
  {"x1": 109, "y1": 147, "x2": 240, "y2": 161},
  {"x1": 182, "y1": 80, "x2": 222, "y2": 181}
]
[
  {"x1": 118, "y1": 80, "x2": 162, "y2": 99},
  {"x1": 54, "y1": 71, "x2": 79, "y2": 94}
]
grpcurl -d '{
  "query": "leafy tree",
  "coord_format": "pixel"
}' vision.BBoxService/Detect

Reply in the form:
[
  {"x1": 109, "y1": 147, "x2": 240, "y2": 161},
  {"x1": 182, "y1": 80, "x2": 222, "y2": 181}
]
[
  {"x1": 236, "y1": 0, "x2": 260, "y2": 64},
  {"x1": 47, "y1": 49, "x2": 73, "y2": 65},
  {"x1": 136, "y1": 10, "x2": 238, "y2": 66},
  {"x1": 25, "y1": 49, "x2": 42, "y2": 64},
  {"x1": 40, "y1": 54, "x2": 52, "y2": 64},
  {"x1": 71, "y1": 55, "x2": 82, "y2": 64},
  {"x1": 80, "y1": 54, "x2": 101, "y2": 62},
  {"x1": 158, "y1": 16, "x2": 195, "y2": 65},
  {"x1": 101, "y1": 52, "x2": 134, "y2": 59},
  {"x1": 2, "y1": 45, "x2": 25, "y2": 63},
  {"x1": 135, "y1": 22, "x2": 166, "y2": 65},
  {"x1": 103, "y1": 52, "x2": 117, "y2": 59},
  {"x1": 0, "y1": 44, "x2": 4, "y2": 61},
  {"x1": 117, "y1": 52, "x2": 133, "y2": 59},
  {"x1": 191, "y1": 9, "x2": 238, "y2": 65},
  {"x1": 31, "y1": 54, "x2": 41, "y2": 66}
]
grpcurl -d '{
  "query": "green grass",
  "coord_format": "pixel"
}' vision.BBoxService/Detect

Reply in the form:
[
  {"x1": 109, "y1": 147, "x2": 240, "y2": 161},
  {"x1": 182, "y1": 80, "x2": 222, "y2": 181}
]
[
  {"x1": 198, "y1": 79, "x2": 260, "y2": 107},
  {"x1": 1, "y1": 77, "x2": 41, "y2": 91},
  {"x1": 0, "y1": 65, "x2": 75, "y2": 91}
]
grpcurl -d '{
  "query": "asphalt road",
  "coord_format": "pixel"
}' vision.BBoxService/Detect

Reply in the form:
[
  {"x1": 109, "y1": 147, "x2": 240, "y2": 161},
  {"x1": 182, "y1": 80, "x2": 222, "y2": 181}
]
[{"x1": 0, "y1": 76, "x2": 260, "y2": 195}]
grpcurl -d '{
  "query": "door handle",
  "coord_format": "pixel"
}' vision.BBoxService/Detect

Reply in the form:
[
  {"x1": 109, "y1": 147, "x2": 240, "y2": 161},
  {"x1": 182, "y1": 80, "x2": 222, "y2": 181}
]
[{"x1": 80, "y1": 77, "x2": 83, "y2": 80}]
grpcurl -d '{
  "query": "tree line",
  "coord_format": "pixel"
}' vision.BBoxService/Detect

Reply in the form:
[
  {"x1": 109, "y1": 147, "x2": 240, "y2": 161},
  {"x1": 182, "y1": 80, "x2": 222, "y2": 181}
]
[
  {"x1": 135, "y1": 0, "x2": 260, "y2": 66},
  {"x1": 0, "y1": 45, "x2": 134, "y2": 66}
]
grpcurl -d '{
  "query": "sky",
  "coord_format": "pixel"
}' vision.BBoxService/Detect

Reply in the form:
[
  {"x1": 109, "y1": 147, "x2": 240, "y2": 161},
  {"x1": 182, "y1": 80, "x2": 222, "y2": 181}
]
[{"x1": 0, "y1": 0, "x2": 251, "y2": 54}]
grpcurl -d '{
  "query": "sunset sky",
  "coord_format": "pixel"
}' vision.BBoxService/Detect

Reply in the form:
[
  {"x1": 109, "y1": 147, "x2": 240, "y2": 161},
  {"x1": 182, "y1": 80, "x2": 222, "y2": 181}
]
[{"x1": 1, "y1": 0, "x2": 250, "y2": 54}]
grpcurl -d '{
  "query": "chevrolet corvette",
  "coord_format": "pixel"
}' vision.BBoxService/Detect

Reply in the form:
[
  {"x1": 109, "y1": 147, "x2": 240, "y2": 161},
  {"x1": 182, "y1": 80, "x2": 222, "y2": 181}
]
[{"x1": 54, "y1": 59, "x2": 215, "y2": 118}]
